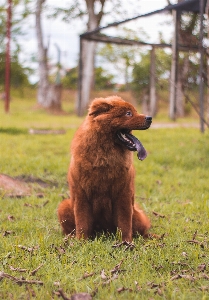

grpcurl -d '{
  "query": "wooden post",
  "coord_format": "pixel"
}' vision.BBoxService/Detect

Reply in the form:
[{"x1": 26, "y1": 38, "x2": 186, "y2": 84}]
[
  {"x1": 5, "y1": 0, "x2": 12, "y2": 113},
  {"x1": 199, "y1": 0, "x2": 205, "y2": 133},
  {"x1": 77, "y1": 37, "x2": 83, "y2": 116},
  {"x1": 206, "y1": 0, "x2": 209, "y2": 124},
  {"x1": 150, "y1": 46, "x2": 156, "y2": 116},
  {"x1": 169, "y1": 9, "x2": 178, "y2": 120}
]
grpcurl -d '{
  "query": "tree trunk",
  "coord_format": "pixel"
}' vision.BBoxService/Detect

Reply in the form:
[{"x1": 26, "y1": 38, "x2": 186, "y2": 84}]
[
  {"x1": 149, "y1": 47, "x2": 157, "y2": 117},
  {"x1": 176, "y1": 55, "x2": 189, "y2": 117},
  {"x1": 35, "y1": 0, "x2": 62, "y2": 110},
  {"x1": 169, "y1": 9, "x2": 178, "y2": 120},
  {"x1": 80, "y1": 39, "x2": 96, "y2": 115},
  {"x1": 77, "y1": 0, "x2": 105, "y2": 116},
  {"x1": 142, "y1": 89, "x2": 149, "y2": 115},
  {"x1": 206, "y1": 3, "x2": 209, "y2": 123}
]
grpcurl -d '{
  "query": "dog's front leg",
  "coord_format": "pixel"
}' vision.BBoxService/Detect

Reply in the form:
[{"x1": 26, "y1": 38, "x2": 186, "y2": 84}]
[
  {"x1": 74, "y1": 200, "x2": 93, "y2": 239},
  {"x1": 116, "y1": 202, "x2": 133, "y2": 242}
]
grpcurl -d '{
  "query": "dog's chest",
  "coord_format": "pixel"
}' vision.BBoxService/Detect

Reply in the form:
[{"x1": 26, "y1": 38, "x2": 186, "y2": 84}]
[{"x1": 92, "y1": 196, "x2": 113, "y2": 226}]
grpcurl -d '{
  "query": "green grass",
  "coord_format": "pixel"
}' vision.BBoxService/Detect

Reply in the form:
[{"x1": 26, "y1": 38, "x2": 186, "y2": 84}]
[{"x1": 0, "y1": 94, "x2": 209, "y2": 299}]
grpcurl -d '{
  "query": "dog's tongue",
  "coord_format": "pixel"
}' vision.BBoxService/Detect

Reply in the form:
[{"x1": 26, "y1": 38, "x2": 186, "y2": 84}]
[
  {"x1": 131, "y1": 135, "x2": 147, "y2": 161},
  {"x1": 135, "y1": 140, "x2": 147, "y2": 161}
]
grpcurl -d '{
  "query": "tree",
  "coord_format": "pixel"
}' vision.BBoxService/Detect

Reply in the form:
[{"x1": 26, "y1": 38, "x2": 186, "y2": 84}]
[
  {"x1": 52, "y1": 0, "x2": 140, "y2": 115},
  {"x1": 35, "y1": 0, "x2": 62, "y2": 111},
  {"x1": 0, "y1": 1, "x2": 32, "y2": 89}
]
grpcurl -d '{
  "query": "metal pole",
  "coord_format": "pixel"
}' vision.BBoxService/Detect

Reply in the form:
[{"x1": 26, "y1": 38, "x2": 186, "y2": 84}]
[
  {"x1": 5, "y1": 0, "x2": 12, "y2": 113},
  {"x1": 199, "y1": 0, "x2": 205, "y2": 133}
]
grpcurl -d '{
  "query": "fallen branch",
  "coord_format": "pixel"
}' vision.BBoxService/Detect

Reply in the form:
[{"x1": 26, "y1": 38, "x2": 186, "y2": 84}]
[
  {"x1": 29, "y1": 129, "x2": 66, "y2": 135},
  {"x1": 0, "y1": 271, "x2": 43, "y2": 285},
  {"x1": 9, "y1": 266, "x2": 27, "y2": 273},
  {"x1": 152, "y1": 211, "x2": 165, "y2": 218},
  {"x1": 187, "y1": 240, "x2": 201, "y2": 244},
  {"x1": 30, "y1": 263, "x2": 44, "y2": 276}
]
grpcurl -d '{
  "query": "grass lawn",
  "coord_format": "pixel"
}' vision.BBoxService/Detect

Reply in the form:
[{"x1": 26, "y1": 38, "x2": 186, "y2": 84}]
[{"x1": 0, "y1": 92, "x2": 209, "y2": 299}]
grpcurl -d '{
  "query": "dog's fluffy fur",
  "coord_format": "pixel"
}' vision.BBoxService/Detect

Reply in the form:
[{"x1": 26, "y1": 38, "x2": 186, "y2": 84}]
[{"x1": 58, "y1": 96, "x2": 152, "y2": 242}]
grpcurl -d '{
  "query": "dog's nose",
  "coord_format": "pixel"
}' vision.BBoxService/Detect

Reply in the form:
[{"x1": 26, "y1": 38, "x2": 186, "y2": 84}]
[{"x1": 145, "y1": 116, "x2": 152, "y2": 122}]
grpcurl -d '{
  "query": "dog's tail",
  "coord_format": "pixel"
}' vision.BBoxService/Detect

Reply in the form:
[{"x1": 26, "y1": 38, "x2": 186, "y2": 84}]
[{"x1": 57, "y1": 199, "x2": 75, "y2": 235}]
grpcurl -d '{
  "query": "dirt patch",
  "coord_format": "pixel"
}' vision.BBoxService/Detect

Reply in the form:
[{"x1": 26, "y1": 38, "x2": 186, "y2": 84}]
[
  {"x1": 0, "y1": 174, "x2": 59, "y2": 197},
  {"x1": 0, "y1": 174, "x2": 32, "y2": 196},
  {"x1": 15, "y1": 175, "x2": 59, "y2": 189}
]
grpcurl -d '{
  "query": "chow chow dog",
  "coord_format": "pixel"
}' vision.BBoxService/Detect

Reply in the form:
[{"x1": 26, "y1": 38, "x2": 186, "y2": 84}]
[{"x1": 58, "y1": 96, "x2": 152, "y2": 242}]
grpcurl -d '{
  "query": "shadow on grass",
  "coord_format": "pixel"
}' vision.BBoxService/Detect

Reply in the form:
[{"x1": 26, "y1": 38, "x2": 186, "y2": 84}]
[{"x1": 0, "y1": 127, "x2": 27, "y2": 135}]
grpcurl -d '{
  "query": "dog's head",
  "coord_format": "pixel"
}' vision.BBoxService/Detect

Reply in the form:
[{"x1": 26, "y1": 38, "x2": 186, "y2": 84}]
[{"x1": 88, "y1": 96, "x2": 152, "y2": 160}]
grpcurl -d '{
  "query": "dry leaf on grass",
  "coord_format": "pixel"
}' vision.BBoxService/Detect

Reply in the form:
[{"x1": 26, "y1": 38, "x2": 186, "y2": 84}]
[
  {"x1": 102, "y1": 273, "x2": 118, "y2": 286},
  {"x1": 171, "y1": 274, "x2": 195, "y2": 281},
  {"x1": 100, "y1": 269, "x2": 107, "y2": 280},
  {"x1": 110, "y1": 259, "x2": 124, "y2": 274},
  {"x1": 112, "y1": 241, "x2": 135, "y2": 250},
  {"x1": 197, "y1": 263, "x2": 206, "y2": 272},
  {"x1": 55, "y1": 246, "x2": 66, "y2": 255},
  {"x1": 200, "y1": 273, "x2": 209, "y2": 280},
  {"x1": 71, "y1": 293, "x2": 92, "y2": 300},
  {"x1": 18, "y1": 245, "x2": 39, "y2": 253},
  {"x1": 117, "y1": 286, "x2": 133, "y2": 293},
  {"x1": 78, "y1": 272, "x2": 94, "y2": 281},
  {"x1": 7, "y1": 215, "x2": 15, "y2": 221},
  {"x1": 3, "y1": 230, "x2": 14, "y2": 237}
]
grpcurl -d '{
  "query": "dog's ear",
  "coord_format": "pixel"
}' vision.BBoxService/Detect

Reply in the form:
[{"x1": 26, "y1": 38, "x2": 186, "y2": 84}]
[{"x1": 89, "y1": 98, "x2": 113, "y2": 116}]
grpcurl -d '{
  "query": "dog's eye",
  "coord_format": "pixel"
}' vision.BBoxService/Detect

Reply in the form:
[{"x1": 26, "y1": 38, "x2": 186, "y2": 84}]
[{"x1": 126, "y1": 111, "x2": 132, "y2": 117}]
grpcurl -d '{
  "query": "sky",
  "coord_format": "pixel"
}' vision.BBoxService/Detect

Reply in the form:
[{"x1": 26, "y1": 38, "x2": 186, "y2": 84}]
[{"x1": 17, "y1": 0, "x2": 177, "y2": 83}]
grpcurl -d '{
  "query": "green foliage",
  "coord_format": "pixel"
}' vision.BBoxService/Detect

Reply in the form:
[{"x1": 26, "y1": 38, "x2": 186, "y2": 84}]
[
  {"x1": 0, "y1": 1, "x2": 33, "y2": 88},
  {"x1": 94, "y1": 67, "x2": 115, "y2": 90},
  {"x1": 98, "y1": 27, "x2": 148, "y2": 89},
  {"x1": 62, "y1": 66, "x2": 115, "y2": 90},
  {"x1": 132, "y1": 52, "x2": 150, "y2": 94},
  {"x1": 62, "y1": 67, "x2": 78, "y2": 89},
  {"x1": 0, "y1": 96, "x2": 209, "y2": 299},
  {"x1": 132, "y1": 49, "x2": 171, "y2": 98},
  {"x1": 0, "y1": 53, "x2": 31, "y2": 87}
]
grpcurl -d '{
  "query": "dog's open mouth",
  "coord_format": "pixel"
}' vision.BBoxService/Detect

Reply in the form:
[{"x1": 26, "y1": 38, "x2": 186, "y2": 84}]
[{"x1": 117, "y1": 130, "x2": 147, "y2": 161}]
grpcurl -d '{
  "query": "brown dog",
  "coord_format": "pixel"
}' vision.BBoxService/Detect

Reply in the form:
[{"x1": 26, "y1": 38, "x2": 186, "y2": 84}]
[{"x1": 58, "y1": 96, "x2": 152, "y2": 242}]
